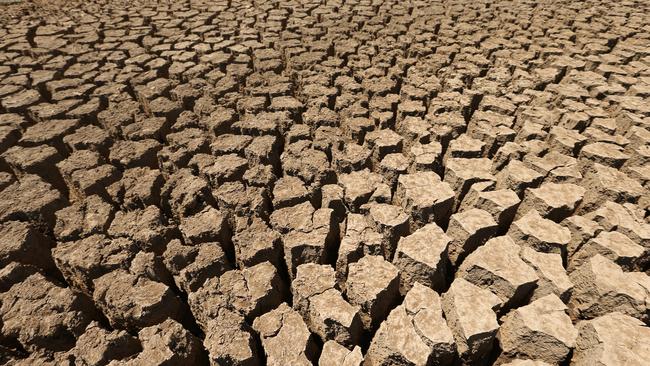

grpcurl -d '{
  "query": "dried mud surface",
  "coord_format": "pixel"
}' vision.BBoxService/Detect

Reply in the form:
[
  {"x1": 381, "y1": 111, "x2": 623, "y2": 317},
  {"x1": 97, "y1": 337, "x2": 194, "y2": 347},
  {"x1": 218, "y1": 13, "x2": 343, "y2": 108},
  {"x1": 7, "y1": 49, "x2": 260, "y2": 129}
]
[{"x1": 1, "y1": 0, "x2": 650, "y2": 365}]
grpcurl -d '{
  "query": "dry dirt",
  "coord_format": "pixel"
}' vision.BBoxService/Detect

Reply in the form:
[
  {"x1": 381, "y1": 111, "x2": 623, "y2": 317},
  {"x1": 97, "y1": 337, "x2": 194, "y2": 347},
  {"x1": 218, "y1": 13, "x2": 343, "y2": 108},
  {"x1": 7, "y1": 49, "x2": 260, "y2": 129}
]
[{"x1": 1, "y1": 0, "x2": 650, "y2": 365}]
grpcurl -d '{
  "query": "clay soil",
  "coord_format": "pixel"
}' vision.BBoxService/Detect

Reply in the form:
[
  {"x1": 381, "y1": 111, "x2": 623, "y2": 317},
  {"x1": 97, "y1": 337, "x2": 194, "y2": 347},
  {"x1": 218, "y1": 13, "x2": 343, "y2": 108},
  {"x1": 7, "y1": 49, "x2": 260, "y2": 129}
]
[{"x1": 1, "y1": 0, "x2": 650, "y2": 365}]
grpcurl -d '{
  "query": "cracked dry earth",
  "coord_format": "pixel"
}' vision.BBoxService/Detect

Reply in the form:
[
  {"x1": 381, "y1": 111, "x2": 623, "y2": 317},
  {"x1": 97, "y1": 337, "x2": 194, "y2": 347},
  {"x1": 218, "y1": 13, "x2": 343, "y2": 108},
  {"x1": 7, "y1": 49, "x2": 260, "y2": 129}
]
[{"x1": 1, "y1": 0, "x2": 650, "y2": 365}]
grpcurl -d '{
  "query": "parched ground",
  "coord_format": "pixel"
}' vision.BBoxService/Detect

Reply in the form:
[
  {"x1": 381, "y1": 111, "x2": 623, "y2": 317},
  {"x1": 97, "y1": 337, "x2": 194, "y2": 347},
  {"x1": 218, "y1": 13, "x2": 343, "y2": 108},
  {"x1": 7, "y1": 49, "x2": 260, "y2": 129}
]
[{"x1": 1, "y1": 0, "x2": 650, "y2": 365}]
